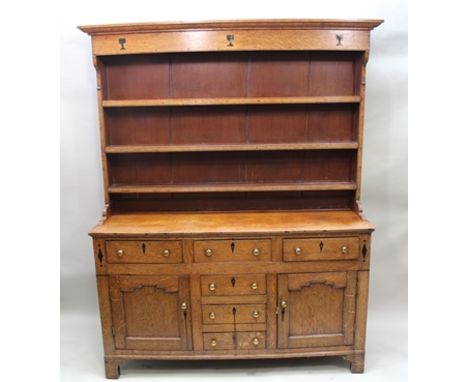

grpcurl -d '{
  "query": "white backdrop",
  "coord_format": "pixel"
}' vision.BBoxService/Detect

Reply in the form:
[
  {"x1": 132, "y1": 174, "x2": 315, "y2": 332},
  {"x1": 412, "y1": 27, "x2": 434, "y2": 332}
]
[{"x1": 61, "y1": 0, "x2": 407, "y2": 380}]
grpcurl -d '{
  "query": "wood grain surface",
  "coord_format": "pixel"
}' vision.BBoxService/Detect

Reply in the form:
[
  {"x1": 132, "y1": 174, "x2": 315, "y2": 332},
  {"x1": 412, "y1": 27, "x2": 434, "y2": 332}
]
[{"x1": 90, "y1": 210, "x2": 374, "y2": 236}]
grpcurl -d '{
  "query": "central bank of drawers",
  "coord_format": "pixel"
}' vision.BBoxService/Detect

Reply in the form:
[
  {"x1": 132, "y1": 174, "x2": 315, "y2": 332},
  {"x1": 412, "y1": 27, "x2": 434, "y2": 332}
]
[{"x1": 201, "y1": 273, "x2": 266, "y2": 350}]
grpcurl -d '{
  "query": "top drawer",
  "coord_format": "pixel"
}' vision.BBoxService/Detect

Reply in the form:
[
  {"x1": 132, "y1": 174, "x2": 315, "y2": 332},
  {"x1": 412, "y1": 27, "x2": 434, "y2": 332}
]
[
  {"x1": 105, "y1": 240, "x2": 182, "y2": 263},
  {"x1": 194, "y1": 239, "x2": 271, "y2": 262},
  {"x1": 283, "y1": 237, "x2": 360, "y2": 261}
]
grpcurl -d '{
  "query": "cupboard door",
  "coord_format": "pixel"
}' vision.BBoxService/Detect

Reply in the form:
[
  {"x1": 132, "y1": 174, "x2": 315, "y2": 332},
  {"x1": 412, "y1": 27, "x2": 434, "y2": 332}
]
[
  {"x1": 277, "y1": 272, "x2": 356, "y2": 348},
  {"x1": 109, "y1": 275, "x2": 192, "y2": 350}
]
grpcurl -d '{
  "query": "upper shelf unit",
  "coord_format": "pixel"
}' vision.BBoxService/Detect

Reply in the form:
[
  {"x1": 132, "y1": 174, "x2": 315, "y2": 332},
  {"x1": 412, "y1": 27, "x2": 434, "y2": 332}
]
[{"x1": 81, "y1": 20, "x2": 383, "y2": 212}]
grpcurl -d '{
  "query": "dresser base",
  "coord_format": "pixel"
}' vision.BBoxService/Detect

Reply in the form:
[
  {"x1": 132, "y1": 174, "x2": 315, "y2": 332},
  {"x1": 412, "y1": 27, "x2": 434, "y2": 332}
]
[{"x1": 92, "y1": 211, "x2": 372, "y2": 379}]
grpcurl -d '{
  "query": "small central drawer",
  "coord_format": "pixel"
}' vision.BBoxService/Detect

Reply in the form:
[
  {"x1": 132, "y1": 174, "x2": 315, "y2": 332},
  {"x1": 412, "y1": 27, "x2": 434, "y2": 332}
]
[
  {"x1": 203, "y1": 332, "x2": 266, "y2": 351},
  {"x1": 283, "y1": 237, "x2": 360, "y2": 261},
  {"x1": 201, "y1": 274, "x2": 266, "y2": 296},
  {"x1": 105, "y1": 240, "x2": 182, "y2": 264},
  {"x1": 194, "y1": 239, "x2": 271, "y2": 262},
  {"x1": 202, "y1": 303, "x2": 266, "y2": 324}
]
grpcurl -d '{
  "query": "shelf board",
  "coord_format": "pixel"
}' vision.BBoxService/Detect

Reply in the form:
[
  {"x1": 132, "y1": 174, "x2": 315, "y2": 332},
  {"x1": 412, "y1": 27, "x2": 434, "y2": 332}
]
[
  {"x1": 90, "y1": 210, "x2": 375, "y2": 237},
  {"x1": 108, "y1": 182, "x2": 357, "y2": 194},
  {"x1": 102, "y1": 96, "x2": 361, "y2": 108},
  {"x1": 105, "y1": 142, "x2": 359, "y2": 154}
]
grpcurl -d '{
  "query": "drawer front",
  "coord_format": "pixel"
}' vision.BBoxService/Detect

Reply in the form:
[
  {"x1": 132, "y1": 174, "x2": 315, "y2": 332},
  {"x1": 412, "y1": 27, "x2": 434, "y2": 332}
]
[
  {"x1": 105, "y1": 240, "x2": 183, "y2": 264},
  {"x1": 203, "y1": 331, "x2": 266, "y2": 351},
  {"x1": 194, "y1": 239, "x2": 271, "y2": 262},
  {"x1": 202, "y1": 304, "x2": 266, "y2": 324},
  {"x1": 201, "y1": 274, "x2": 266, "y2": 296},
  {"x1": 283, "y1": 237, "x2": 360, "y2": 261}
]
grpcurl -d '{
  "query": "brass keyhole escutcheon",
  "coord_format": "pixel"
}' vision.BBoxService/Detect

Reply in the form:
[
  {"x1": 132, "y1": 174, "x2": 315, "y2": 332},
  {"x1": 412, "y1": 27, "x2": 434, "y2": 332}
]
[
  {"x1": 252, "y1": 337, "x2": 260, "y2": 346},
  {"x1": 226, "y1": 34, "x2": 234, "y2": 47},
  {"x1": 252, "y1": 248, "x2": 260, "y2": 256}
]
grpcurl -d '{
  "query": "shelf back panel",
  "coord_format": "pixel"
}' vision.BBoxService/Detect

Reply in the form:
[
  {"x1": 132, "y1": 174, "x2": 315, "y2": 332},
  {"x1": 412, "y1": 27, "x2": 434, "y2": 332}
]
[
  {"x1": 110, "y1": 190, "x2": 355, "y2": 212},
  {"x1": 105, "y1": 104, "x2": 357, "y2": 146},
  {"x1": 100, "y1": 51, "x2": 362, "y2": 100},
  {"x1": 108, "y1": 150, "x2": 356, "y2": 187}
]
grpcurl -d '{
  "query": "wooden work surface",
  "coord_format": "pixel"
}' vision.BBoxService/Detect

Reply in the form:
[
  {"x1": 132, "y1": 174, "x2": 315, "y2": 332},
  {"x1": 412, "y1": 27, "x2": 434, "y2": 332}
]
[{"x1": 90, "y1": 210, "x2": 373, "y2": 236}]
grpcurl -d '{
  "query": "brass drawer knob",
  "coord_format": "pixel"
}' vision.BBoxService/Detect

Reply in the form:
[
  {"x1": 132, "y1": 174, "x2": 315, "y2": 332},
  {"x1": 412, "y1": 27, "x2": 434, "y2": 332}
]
[
  {"x1": 295, "y1": 247, "x2": 302, "y2": 255},
  {"x1": 252, "y1": 310, "x2": 260, "y2": 319},
  {"x1": 116, "y1": 249, "x2": 124, "y2": 257},
  {"x1": 180, "y1": 302, "x2": 187, "y2": 311},
  {"x1": 251, "y1": 282, "x2": 258, "y2": 290},
  {"x1": 210, "y1": 339, "x2": 217, "y2": 347},
  {"x1": 252, "y1": 248, "x2": 261, "y2": 256},
  {"x1": 205, "y1": 248, "x2": 213, "y2": 257},
  {"x1": 252, "y1": 337, "x2": 260, "y2": 346},
  {"x1": 281, "y1": 300, "x2": 288, "y2": 309},
  {"x1": 208, "y1": 283, "x2": 216, "y2": 291},
  {"x1": 162, "y1": 249, "x2": 171, "y2": 257},
  {"x1": 208, "y1": 312, "x2": 216, "y2": 320},
  {"x1": 341, "y1": 246, "x2": 348, "y2": 254}
]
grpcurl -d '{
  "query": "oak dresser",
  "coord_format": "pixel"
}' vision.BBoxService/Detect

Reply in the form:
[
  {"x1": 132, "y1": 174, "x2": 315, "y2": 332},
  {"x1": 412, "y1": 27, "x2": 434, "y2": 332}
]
[{"x1": 79, "y1": 19, "x2": 383, "y2": 378}]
